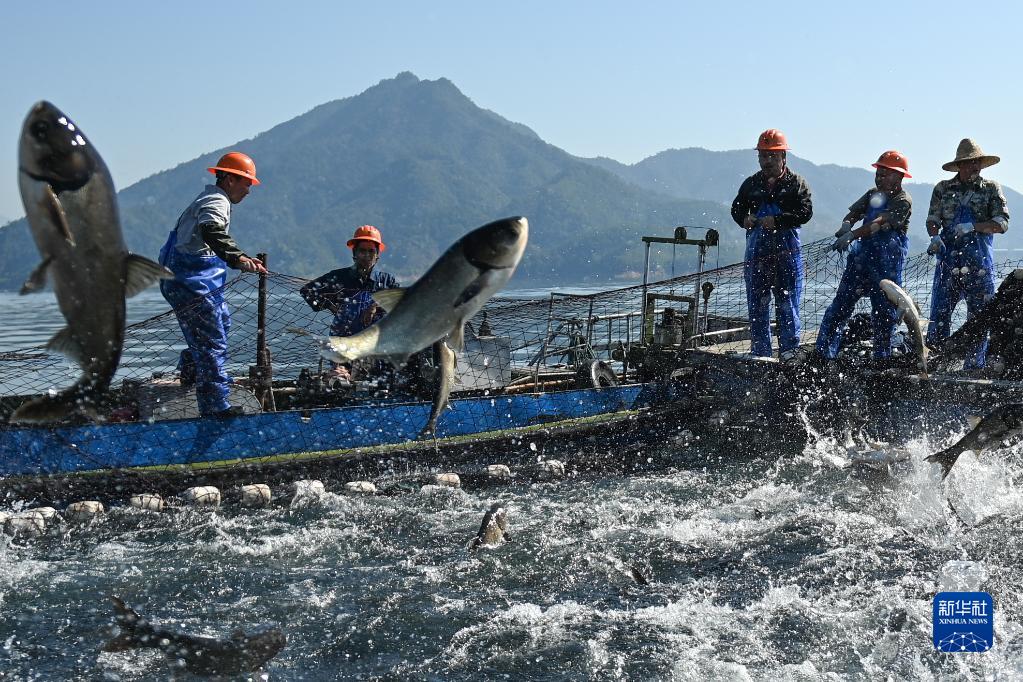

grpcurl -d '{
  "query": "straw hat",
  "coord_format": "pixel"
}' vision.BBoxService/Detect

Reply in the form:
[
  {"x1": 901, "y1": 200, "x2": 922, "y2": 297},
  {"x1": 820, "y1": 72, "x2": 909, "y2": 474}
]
[{"x1": 942, "y1": 138, "x2": 1000, "y2": 172}]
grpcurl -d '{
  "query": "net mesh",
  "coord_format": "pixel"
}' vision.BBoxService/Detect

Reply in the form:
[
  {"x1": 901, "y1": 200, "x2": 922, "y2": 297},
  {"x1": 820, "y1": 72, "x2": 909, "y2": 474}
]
[{"x1": 0, "y1": 235, "x2": 1019, "y2": 493}]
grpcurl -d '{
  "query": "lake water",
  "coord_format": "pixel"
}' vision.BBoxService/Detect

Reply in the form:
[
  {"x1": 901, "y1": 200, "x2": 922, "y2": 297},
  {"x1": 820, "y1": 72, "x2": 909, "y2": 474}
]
[{"x1": 0, "y1": 284, "x2": 1021, "y2": 680}]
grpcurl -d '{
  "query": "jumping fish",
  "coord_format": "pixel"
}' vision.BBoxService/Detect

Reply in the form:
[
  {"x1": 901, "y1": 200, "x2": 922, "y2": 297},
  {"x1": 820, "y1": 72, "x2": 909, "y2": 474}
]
[
  {"x1": 926, "y1": 403, "x2": 1023, "y2": 480},
  {"x1": 879, "y1": 279, "x2": 928, "y2": 375},
  {"x1": 103, "y1": 596, "x2": 286, "y2": 675},
  {"x1": 312, "y1": 217, "x2": 528, "y2": 367},
  {"x1": 470, "y1": 502, "x2": 510, "y2": 551},
  {"x1": 14, "y1": 101, "x2": 170, "y2": 422}
]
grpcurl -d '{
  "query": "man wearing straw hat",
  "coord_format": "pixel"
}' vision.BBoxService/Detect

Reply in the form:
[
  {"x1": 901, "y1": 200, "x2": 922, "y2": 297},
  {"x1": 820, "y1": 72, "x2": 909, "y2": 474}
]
[{"x1": 925, "y1": 139, "x2": 1010, "y2": 369}]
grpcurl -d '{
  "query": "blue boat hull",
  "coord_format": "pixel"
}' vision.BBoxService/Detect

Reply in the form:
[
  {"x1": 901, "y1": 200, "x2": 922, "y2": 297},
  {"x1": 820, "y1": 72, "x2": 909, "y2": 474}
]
[{"x1": 0, "y1": 384, "x2": 669, "y2": 484}]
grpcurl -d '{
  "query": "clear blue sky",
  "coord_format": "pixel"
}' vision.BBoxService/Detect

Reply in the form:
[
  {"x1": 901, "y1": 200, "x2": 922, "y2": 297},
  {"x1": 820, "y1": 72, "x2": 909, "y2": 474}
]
[{"x1": 2, "y1": 1, "x2": 1022, "y2": 223}]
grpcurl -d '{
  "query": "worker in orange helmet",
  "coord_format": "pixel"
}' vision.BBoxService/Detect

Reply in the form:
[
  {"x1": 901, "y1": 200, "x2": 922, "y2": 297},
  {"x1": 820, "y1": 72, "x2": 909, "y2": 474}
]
[
  {"x1": 158, "y1": 151, "x2": 268, "y2": 417},
  {"x1": 815, "y1": 151, "x2": 913, "y2": 363},
  {"x1": 300, "y1": 225, "x2": 400, "y2": 383},
  {"x1": 731, "y1": 129, "x2": 813, "y2": 360}
]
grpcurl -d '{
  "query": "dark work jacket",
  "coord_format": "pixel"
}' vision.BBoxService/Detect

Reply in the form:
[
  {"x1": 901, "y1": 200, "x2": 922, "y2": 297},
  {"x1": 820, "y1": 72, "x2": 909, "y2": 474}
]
[
  {"x1": 300, "y1": 266, "x2": 399, "y2": 336},
  {"x1": 730, "y1": 169, "x2": 813, "y2": 231}
]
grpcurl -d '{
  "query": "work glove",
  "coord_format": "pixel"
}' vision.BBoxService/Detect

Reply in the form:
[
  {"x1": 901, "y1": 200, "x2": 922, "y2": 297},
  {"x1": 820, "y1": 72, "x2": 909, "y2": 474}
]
[
  {"x1": 953, "y1": 222, "x2": 975, "y2": 238},
  {"x1": 927, "y1": 235, "x2": 944, "y2": 256},
  {"x1": 834, "y1": 220, "x2": 853, "y2": 238},
  {"x1": 833, "y1": 231, "x2": 856, "y2": 252}
]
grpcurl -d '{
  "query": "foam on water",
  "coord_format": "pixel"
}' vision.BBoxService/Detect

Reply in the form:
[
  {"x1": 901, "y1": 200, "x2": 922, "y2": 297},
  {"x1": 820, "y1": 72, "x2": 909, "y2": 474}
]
[{"x1": 3, "y1": 427, "x2": 1023, "y2": 678}]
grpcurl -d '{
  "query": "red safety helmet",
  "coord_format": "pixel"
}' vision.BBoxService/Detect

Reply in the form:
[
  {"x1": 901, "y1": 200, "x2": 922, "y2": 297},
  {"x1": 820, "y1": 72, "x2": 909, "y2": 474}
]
[
  {"x1": 756, "y1": 129, "x2": 790, "y2": 151},
  {"x1": 872, "y1": 150, "x2": 911, "y2": 178},
  {"x1": 207, "y1": 152, "x2": 260, "y2": 185},
  {"x1": 347, "y1": 225, "x2": 386, "y2": 253}
]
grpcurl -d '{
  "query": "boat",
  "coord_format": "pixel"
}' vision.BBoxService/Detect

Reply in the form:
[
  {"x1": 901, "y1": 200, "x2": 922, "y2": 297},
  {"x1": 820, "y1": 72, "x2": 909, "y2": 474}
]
[
  {"x1": 4, "y1": 227, "x2": 1021, "y2": 504},
  {"x1": 0, "y1": 239, "x2": 718, "y2": 504}
]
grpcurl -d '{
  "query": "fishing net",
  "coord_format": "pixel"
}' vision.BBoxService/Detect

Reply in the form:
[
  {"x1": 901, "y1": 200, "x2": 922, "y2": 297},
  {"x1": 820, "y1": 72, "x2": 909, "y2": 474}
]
[{"x1": 0, "y1": 233, "x2": 1019, "y2": 499}]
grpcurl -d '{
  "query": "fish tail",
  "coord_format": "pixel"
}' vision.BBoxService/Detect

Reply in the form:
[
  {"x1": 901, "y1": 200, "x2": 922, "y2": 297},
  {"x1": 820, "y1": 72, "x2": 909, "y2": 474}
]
[
  {"x1": 10, "y1": 385, "x2": 97, "y2": 424},
  {"x1": 103, "y1": 596, "x2": 143, "y2": 652},
  {"x1": 418, "y1": 421, "x2": 438, "y2": 440},
  {"x1": 925, "y1": 447, "x2": 960, "y2": 480}
]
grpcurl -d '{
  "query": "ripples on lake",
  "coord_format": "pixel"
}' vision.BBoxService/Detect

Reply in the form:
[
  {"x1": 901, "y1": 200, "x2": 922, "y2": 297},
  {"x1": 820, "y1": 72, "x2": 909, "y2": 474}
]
[{"x1": 2, "y1": 428, "x2": 1022, "y2": 679}]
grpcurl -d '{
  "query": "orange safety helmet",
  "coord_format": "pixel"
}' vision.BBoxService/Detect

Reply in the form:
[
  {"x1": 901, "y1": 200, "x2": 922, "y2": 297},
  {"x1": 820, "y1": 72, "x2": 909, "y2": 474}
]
[
  {"x1": 207, "y1": 152, "x2": 261, "y2": 185},
  {"x1": 756, "y1": 129, "x2": 790, "y2": 151},
  {"x1": 347, "y1": 225, "x2": 386, "y2": 253},
  {"x1": 872, "y1": 150, "x2": 911, "y2": 178}
]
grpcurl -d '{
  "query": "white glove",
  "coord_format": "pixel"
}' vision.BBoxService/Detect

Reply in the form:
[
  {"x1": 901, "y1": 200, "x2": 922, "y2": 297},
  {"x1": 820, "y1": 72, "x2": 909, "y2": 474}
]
[
  {"x1": 927, "y1": 235, "x2": 944, "y2": 255},
  {"x1": 833, "y1": 231, "x2": 856, "y2": 252},
  {"x1": 953, "y1": 222, "x2": 975, "y2": 238},
  {"x1": 834, "y1": 220, "x2": 853, "y2": 238}
]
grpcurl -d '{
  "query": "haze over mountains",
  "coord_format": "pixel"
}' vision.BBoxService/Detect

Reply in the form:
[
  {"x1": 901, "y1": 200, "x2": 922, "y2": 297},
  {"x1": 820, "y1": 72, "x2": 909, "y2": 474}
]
[{"x1": 0, "y1": 73, "x2": 1018, "y2": 290}]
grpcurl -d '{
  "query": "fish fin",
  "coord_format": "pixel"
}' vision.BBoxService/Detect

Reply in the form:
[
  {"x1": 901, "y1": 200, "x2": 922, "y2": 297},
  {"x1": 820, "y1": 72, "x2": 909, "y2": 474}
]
[
  {"x1": 967, "y1": 415, "x2": 983, "y2": 430},
  {"x1": 454, "y1": 270, "x2": 502, "y2": 309},
  {"x1": 924, "y1": 448, "x2": 958, "y2": 480},
  {"x1": 102, "y1": 596, "x2": 140, "y2": 651},
  {"x1": 19, "y1": 257, "x2": 53, "y2": 294},
  {"x1": 42, "y1": 184, "x2": 75, "y2": 246},
  {"x1": 630, "y1": 566, "x2": 649, "y2": 585},
  {"x1": 123, "y1": 254, "x2": 173, "y2": 298},
  {"x1": 110, "y1": 596, "x2": 143, "y2": 626},
  {"x1": 46, "y1": 327, "x2": 87, "y2": 366},
  {"x1": 372, "y1": 288, "x2": 405, "y2": 313},
  {"x1": 449, "y1": 322, "x2": 466, "y2": 353}
]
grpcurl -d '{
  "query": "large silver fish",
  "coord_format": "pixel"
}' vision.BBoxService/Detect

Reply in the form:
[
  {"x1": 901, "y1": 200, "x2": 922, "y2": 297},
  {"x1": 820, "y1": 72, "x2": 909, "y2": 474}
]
[
  {"x1": 104, "y1": 596, "x2": 287, "y2": 676},
  {"x1": 14, "y1": 101, "x2": 170, "y2": 422},
  {"x1": 926, "y1": 403, "x2": 1023, "y2": 480},
  {"x1": 313, "y1": 217, "x2": 528, "y2": 366},
  {"x1": 879, "y1": 279, "x2": 928, "y2": 375}
]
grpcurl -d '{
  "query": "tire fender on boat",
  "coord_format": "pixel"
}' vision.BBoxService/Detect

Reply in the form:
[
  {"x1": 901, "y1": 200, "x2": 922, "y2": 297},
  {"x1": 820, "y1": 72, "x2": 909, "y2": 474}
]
[{"x1": 585, "y1": 360, "x2": 619, "y2": 388}]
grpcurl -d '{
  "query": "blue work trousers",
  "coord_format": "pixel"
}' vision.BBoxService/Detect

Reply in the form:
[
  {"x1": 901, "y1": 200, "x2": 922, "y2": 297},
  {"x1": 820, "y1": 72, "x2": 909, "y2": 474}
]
[
  {"x1": 744, "y1": 226, "x2": 803, "y2": 356},
  {"x1": 927, "y1": 213, "x2": 996, "y2": 368},
  {"x1": 816, "y1": 232, "x2": 908, "y2": 359},
  {"x1": 159, "y1": 230, "x2": 233, "y2": 415}
]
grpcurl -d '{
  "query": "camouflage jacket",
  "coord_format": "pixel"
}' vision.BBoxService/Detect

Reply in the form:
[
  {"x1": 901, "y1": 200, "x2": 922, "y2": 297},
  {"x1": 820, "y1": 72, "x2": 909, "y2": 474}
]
[
  {"x1": 927, "y1": 176, "x2": 1009, "y2": 230},
  {"x1": 848, "y1": 188, "x2": 912, "y2": 233}
]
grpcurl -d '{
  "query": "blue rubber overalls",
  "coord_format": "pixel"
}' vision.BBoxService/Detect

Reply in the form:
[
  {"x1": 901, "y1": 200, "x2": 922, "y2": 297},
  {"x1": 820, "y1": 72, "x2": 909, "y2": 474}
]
[
  {"x1": 816, "y1": 196, "x2": 909, "y2": 359},
  {"x1": 926, "y1": 201, "x2": 996, "y2": 368},
  {"x1": 744, "y1": 203, "x2": 804, "y2": 356},
  {"x1": 159, "y1": 231, "x2": 232, "y2": 415},
  {"x1": 330, "y1": 289, "x2": 386, "y2": 337}
]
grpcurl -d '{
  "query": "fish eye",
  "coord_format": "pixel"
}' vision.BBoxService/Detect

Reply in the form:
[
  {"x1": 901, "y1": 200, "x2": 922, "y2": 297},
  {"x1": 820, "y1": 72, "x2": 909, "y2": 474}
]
[{"x1": 30, "y1": 120, "x2": 49, "y2": 141}]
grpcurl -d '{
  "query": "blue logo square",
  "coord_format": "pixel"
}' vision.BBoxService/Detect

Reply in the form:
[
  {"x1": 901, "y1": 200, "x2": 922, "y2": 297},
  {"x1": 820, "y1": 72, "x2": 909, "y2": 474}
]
[{"x1": 933, "y1": 591, "x2": 994, "y2": 652}]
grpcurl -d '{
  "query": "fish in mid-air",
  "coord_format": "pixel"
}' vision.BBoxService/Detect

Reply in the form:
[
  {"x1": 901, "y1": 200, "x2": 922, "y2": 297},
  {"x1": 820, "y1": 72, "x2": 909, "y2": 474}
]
[
  {"x1": 311, "y1": 216, "x2": 528, "y2": 367},
  {"x1": 926, "y1": 403, "x2": 1023, "y2": 480},
  {"x1": 14, "y1": 101, "x2": 170, "y2": 422},
  {"x1": 879, "y1": 279, "x2": 928, "y2": 375},
  {"x1": 103, "y1": 596, "x2": 287, "y2": 675},
  {"x1": 470, "y1": 502, "x2": 510, "y2": 551}
]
